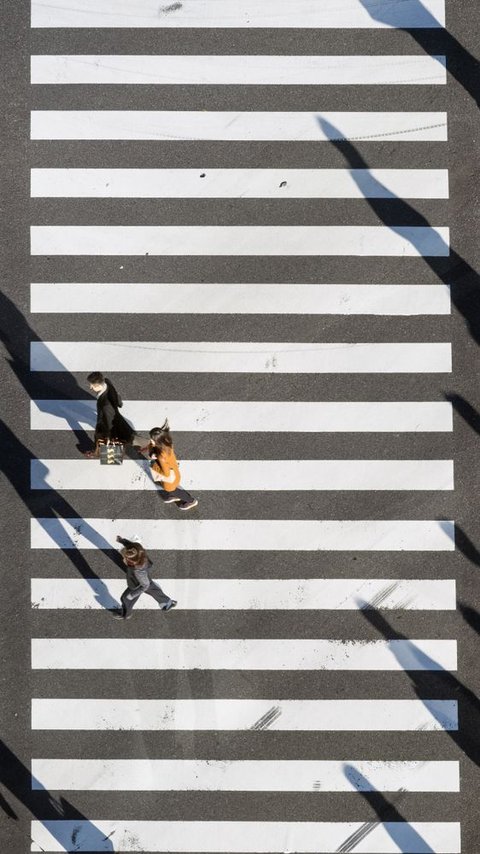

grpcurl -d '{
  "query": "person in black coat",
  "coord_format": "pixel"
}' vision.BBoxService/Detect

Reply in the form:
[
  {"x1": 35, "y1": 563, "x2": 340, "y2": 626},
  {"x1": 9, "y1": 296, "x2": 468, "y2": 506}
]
[{"x1": 84, "y1": 371, "x2": 135, "y2": 456}]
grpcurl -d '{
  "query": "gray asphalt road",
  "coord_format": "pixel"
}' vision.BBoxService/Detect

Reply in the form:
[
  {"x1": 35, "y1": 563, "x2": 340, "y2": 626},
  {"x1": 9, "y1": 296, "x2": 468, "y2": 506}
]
[{"x1": 1, "y1": 1, "x2": 480, "y2": 852}]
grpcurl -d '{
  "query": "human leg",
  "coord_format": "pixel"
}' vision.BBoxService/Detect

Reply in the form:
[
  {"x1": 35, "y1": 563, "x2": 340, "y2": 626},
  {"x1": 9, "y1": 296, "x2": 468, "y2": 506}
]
[
  {"x1": 145, "y1": 581, "x2": 177, "y2": 611},
  {"x1": 112, "y1": 585, "x2": 143, "y2": 619}
]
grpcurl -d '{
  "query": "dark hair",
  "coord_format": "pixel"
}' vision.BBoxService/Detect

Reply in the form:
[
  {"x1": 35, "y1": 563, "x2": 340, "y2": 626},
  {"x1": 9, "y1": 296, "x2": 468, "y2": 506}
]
[
  {"x1": 149, "y1": 419, "x2": 173, "y2": 450},
  {"x1": 87, "y1": 371, "x2": 104, "y2": 384}
]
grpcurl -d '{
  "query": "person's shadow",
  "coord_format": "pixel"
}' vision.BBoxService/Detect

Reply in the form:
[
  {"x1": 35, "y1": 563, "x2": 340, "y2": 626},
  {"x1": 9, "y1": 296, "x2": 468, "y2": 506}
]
[
  {"x1": 0, "y1": 738, "x2": 114, "y2": 852},
  {"x1": 317, "y1": 116, "x2": 480, "y2": 349},
  {"x1": 337, "y1": 764, "x2": 435, "y2": 853},
  {"x1": 0, "y1": 289, "x2": 95, "y2": 450},
  {"x1": 1, "y1": 417, "x2": 120, "y2": 610},
  {"x1": 358, "y1": 0, "x2": 479, "y2": 108}
]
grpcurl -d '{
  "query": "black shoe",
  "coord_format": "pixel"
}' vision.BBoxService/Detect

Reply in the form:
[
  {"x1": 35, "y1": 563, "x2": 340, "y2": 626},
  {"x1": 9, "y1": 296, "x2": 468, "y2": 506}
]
[
  {"x1": 163, "y1": 599, "x2": 177, "y2": 611},
  {"x1": 111, "y1": 609, "x2": 132, "y2": 620},
  {"x1": 162, "y1": 496, "x2": 181, "y2": 504},
  {"x1": 178, "y1": 499, "x2": 198, "y2": 511}
]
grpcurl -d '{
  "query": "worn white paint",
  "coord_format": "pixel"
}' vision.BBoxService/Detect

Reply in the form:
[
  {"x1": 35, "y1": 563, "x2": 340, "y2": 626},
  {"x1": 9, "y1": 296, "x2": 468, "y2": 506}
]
[
  {"x1": 31, "y1": 54, "x2": 447, "y2": 86},
  {"x1": 30, "y1": 819, "x2": 462, "y2": 854},
  {"x1": 30, "y1": 518, "x2": 456, "y2": 551},
  {"x1": 30, "y1": 399, "x2": 454, "y2": 433},
  {"x1": 31, "y1": 638, "x2": 457, "y2": 670},
  {"x1": 31, "y1": 0, "x2": 446, "y2": 29},
  {"x1": 32, "y1": 758, "x2": 459, "y2": 792},
  {"x1": 30, "y1": 169, "x2": 449, "y2": 199},
  {"x1": 30, "y1": 578, "x2": 457, "y2": 611},
  {"x1": 31, "y1": 698, "x2": 459, "y2": 731},
  {"x1": 30, "y1": 111, "x2": 448, "y2": 141},
  {"x1": 30, "y1": 225, "x2": 450, "y2": 257},
  {"x1": 31, "y1": 458, "x2": 454, "y2": 491},
  {"x1": 30, "y1": 341, "x2": 452, "y2": 373},
  {"x1": 30, "y1": 283, "x2": 452, "y2": 315}
]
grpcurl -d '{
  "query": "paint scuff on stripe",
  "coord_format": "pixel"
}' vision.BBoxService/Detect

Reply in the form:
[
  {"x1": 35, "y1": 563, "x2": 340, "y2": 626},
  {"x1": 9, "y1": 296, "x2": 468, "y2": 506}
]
[
  {"x1": 159, "y1": 2, "x2": 182, "y2": 14},
  {"x1": 250, "y1": 706, "x2": 282, "y2": 730}
]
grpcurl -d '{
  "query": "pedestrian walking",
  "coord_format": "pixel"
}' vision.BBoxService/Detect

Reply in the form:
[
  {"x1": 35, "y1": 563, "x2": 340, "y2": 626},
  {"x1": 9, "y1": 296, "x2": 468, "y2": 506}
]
[
  {"x1": 146, "y1": 420, "x2": 198, "y2": 510},
  {"x1": 84, "y1": 372, "x2": 135, "y2": 457},
  {"x1": 112, "y1": 536, "x2": 177, "y2": 620}
]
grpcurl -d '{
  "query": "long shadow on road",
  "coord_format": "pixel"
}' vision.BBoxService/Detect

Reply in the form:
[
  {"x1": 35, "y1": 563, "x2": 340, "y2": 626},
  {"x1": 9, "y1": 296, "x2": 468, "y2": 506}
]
[
  {"x1": 0, "y1": 738, "x2": 114, "y2": 852},
  {"x1": 358, "y1": 0, "x2": 480, "y2": 107},
  {"x1": 0, "y1": 288, "x2": 94, "y2": 446},
  {"x1": 358, "y1": 605, "x2": 480, "y2": 769},
  {"x1": 317, "y1": 117, "x2": 480, "y2": 349},
  {"x1": 338, "y1": 765, "x2": 434, "y2": 853},
  {"x1": 0, "y1": 417, "x2": 120, "y2": 609}
]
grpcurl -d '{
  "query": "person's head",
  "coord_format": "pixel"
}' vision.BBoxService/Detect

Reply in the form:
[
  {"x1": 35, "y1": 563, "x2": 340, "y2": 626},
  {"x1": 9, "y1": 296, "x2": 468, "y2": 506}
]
[
  {"x1": 149, "y1": 419, "x2": 173, "y2": 450},
  {"x1": 121, "y1": 543, "x2": 147, "y2": 566},
  {"x1": 87, "y1": 371, "x2": 105, "y2": 393}
]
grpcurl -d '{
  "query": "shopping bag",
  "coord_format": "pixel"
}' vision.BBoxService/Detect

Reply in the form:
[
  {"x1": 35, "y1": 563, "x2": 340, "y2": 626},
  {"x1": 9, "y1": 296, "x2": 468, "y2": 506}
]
[{"x1": 99, "y1": 441, "x2": 124, "y2": 465}]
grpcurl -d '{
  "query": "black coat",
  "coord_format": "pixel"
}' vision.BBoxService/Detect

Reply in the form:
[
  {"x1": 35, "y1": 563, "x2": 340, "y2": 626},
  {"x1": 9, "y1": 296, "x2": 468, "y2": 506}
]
[{"x1": 95, "y1": 379, "x2": 135, "y2": 443}]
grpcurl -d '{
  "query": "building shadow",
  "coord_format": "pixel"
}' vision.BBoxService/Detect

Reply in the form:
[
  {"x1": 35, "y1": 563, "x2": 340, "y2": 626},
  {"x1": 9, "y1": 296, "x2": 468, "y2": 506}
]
[
  {"x1": 445, "y1": 392, "x2": 480, "y2": 436},
  {"x1": 358, "y1": 604, "x2": 480, "y2": 769},
  {"x1": 0, "y1": 738, "x2": 114, "y2": 851},
  {"x1": 0, "y1": 417, "x2": 120, "y2": 609},
  {"x1": 337, "y1": 765, "x2": 434, "y2": 853},
  {"x1": 317, "y1": 117, "x2": 480, "y2": 349},
  {"x1": 358, "y1": 0, "x2": 480, "y2": 107}
]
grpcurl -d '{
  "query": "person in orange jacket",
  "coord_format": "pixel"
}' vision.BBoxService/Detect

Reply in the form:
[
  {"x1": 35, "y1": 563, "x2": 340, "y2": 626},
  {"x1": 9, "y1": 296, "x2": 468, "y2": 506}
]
[{"x1": 146, "y1": 420, "x2": 198, "y2": 511}]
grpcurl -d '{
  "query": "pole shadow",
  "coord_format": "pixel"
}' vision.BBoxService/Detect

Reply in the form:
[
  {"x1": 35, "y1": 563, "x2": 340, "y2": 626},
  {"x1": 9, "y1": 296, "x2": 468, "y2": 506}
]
[
  {"x1": 450, "y1": 522, "x2": 480, "y2": 569},
  {"x1": 358, "y1": 0, "x2": 480, "y2": 107},
  {"x1": 338, "y1": 765, "x2": 434, "y2": 853},
  {"x1": 0, "y1": 738, "x2": 114, "y2": 851},
  {"x1": 357, "y1": 604, "x2": 480, "y2": 769},
  {"x1": 444, "y1": 392, "x2": 480, "y2": 436},
  {"x1": 316, "y1": 116, "x2": 480, "y2": 349},
  {"x1": 458, "y1": 601, "x2": 480, "y2": 636}
]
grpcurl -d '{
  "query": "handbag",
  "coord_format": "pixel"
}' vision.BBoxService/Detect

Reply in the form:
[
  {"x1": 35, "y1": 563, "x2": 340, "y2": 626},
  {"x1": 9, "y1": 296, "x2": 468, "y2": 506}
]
[{"x1": 99, "y1": 440, "x2": 124, "y2": 465}]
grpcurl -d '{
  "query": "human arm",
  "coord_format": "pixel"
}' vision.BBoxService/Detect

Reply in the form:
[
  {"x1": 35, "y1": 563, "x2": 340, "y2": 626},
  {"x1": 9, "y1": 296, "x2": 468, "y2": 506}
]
[{"x1": 116, "y1": 535, "x2": 137, "y2": 548}]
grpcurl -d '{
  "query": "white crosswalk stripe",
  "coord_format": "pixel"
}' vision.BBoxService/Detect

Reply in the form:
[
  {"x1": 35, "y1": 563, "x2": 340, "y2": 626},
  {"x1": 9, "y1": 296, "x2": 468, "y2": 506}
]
[
  {"x1": 30, "y1": 54, "x2": 448, "y2": 86},
  {"x1": 30, "y1": 518, "x2": 455, "y2": 551},
  {"x1": 31, "y1": 638, "x2": 458, "y2": 671},
  {"x1": 30, "y1": 341, "x2": 452, "y2": 373},
  {"x1": 30, "y1": 0, "x2": 447, "y2": 29},
  {"x1": 31, "y1": 283, "x2": 452, "y2": 315},
  {"x1": 31, "y1": 698, "x2": 459, "y2": 730},
  {"x1": 28, "y1": 2, "x2": 458, "y2": 850},
  {"x1": 31, "y1": 168, "x2": 450, "y2": 199},
  {"x1": 31, "y1": 399, "x2": 454, "y2": 432},
  {"x1": 32, "y1": 758, "x2": 459, "y2": 792},
  {"x1": 30, "y1": 225, "x2": 450, "y2": 256},
  {"x1": 31, "y1": 110, "x2": 448, "y2": 141},
  {"x1": 30, "y1": 578, "x2": 457, "y2": 610},
  {"x1": 31, "y1": 458, "x2": 455, "y2": 491},
  {"x1": 30, "y1": 820, "x2": 461, "y2": 854}
]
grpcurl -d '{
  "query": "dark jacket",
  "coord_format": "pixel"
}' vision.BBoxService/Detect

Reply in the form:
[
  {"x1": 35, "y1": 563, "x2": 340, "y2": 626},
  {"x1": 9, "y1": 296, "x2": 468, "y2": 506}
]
[
  {"x1": 118, "y1": 538, "x2": 154, "y2": 591},
  {"x1": 95, "y1": 378, "x2": 134, "y2": 443}
]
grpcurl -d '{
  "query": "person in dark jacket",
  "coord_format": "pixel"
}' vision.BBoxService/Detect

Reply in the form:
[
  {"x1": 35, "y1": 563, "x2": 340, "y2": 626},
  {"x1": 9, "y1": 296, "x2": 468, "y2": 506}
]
[
  {"x1": 84, "y1": 371, "x2": 135, "y2": 457},
  {"x1": 112, "y1": 536, "x2": 177, "y2": 620}
]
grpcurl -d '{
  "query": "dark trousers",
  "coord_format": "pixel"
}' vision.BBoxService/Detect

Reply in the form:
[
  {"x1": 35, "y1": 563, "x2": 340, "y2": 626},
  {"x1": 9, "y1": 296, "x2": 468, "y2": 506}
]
[
  {"x1": 120, "y1": 582, "x2": 170, "y2": 616},
  {"x1": 156, "y1": 486, "x2": 195, "y2": 503}
]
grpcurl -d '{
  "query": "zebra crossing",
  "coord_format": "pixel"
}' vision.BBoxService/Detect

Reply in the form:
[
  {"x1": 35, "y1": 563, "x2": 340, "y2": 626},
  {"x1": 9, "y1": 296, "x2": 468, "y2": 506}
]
[{"x1": 29, "y1": 0, "x2": 460, "y2": 851}]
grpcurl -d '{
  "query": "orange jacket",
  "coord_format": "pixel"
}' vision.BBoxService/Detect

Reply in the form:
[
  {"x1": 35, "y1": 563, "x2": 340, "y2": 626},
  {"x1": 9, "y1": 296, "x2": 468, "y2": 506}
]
[{"x1": 151, "y1": 445, "x2": 180, "y2": 492}]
